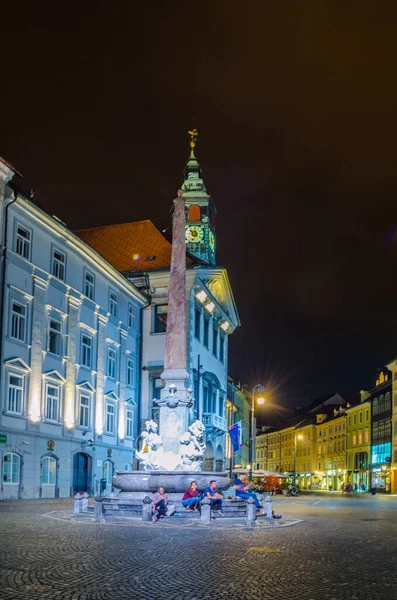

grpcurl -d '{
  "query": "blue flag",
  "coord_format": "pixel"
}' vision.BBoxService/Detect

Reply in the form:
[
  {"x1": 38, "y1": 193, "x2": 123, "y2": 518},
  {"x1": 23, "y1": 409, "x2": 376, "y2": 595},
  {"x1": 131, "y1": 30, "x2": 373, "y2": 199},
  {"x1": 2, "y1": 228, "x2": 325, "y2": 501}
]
[{"x1": 229, "y1": 421, "x2": 243, "y2": 452}]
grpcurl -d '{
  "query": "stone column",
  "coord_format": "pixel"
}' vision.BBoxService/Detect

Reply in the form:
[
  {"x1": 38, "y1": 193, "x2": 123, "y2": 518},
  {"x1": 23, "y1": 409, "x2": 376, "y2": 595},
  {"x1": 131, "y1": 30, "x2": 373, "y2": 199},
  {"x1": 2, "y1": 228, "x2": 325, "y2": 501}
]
[
  {"x1": 95, "y1": 312, "x2": 108, "y2": 436},
  {"x1": 64, "y1": 294, "x2": 82, "y2": 430},
  {"x1": 28, "y1": 275, "x2": 48, "y2": 424},
  {"x1": 158, "y1": 191, "x2": 192, "y2": 455}
]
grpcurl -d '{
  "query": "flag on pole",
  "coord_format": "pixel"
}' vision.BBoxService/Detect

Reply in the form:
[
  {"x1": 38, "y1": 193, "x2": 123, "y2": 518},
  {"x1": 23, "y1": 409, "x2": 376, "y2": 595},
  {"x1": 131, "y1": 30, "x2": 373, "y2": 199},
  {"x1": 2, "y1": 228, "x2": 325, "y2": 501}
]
[{"x1": 228, "y1": 421, "x2": 243, "y2": 452}]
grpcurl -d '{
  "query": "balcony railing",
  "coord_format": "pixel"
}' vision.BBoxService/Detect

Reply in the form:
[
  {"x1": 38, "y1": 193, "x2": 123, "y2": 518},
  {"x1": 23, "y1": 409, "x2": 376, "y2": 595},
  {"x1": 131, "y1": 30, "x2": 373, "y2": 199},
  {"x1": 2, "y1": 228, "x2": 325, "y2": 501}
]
[{"x1": 202, "y1": 413, "x2": 227, "y2": 432}]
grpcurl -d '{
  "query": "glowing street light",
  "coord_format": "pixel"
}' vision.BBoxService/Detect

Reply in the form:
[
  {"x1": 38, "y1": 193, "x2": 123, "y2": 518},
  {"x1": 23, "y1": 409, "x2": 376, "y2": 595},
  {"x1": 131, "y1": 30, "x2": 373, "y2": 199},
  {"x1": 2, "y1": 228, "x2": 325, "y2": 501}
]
[
  {"x1": 249, "y1": 384, "x2": 265, "y2": 481},
  {"x1": 293, "y1": 432, "x2": 304, "y2": 486}
]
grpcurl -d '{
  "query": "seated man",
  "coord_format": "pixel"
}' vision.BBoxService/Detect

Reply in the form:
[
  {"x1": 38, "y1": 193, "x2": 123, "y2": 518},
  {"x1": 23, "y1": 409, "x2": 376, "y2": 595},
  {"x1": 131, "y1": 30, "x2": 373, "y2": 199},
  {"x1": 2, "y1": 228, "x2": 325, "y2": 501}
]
[
  {"x1": 234, "y1": 473, "x2": 262, "y2": 509},
  {"x1": 203, "y1": 480, "x2": 223, "y2": 515}
]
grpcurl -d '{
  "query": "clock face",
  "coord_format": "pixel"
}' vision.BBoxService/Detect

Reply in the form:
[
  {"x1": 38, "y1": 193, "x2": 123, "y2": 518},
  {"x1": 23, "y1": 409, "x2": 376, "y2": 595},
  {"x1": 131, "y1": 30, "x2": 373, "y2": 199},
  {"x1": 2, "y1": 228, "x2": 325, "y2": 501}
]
[
  {"x1": 185, "y1": 225, "x2": 204, "y2": 243},
  {"x1": 209, "y1": 230, "x2": 215, "y2": 251}
]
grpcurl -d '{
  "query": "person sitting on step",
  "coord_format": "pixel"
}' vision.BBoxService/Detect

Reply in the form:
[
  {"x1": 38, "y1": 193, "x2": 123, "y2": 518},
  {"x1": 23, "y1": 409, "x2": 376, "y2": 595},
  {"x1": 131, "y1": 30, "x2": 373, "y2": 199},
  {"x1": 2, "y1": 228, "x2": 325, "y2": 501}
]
[
  {"x1": 182, "y1": 480, "x2": 201, "y2": 512},
  {"x1": 203, "y1": 480, "x2": 224, "y2": 515},
  {"x1": 234, "y1": 472, "x2": 262, "y2": 509},
  {"x1": 152, "y1": 486, "x2": 168, "y2": 522}
]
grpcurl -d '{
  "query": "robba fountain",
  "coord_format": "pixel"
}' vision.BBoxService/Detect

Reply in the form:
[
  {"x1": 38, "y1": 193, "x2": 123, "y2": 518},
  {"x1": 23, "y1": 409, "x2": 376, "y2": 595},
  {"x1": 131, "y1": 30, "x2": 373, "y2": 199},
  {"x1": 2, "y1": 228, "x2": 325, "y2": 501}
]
[{"x1": 110, "y1": 188, "x2": 231, "y2": 508}]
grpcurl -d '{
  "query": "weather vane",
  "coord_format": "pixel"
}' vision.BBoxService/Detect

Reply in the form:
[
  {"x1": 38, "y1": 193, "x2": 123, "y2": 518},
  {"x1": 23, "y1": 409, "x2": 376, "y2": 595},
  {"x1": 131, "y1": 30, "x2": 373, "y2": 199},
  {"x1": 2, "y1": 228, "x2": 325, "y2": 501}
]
[{"x1": 188, "y1": 128, "x2": 198, "y2": 150}]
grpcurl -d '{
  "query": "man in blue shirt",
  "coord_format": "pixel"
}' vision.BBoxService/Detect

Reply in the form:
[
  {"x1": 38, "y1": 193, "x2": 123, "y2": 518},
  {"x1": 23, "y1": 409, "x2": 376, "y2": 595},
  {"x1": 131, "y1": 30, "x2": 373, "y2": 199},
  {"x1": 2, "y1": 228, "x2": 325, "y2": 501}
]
[
  {"x1": 234, "y1": 473, "x2": 262, "y2": 508},
  {"x1": 203, "y1": 480, "x2": 223, "y2": 515}
]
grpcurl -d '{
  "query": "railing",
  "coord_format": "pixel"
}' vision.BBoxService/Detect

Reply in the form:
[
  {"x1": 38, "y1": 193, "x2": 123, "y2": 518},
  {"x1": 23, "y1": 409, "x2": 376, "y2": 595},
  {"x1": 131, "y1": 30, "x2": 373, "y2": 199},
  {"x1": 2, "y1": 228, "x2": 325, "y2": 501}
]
[{"x1": 202, "y1": 413, "x2": 227, "y2": 432}]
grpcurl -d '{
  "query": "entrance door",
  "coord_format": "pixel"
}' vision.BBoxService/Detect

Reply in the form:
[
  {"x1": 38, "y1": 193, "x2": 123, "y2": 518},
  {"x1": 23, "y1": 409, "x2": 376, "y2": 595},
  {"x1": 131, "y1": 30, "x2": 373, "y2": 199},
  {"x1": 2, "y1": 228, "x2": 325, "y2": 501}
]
[{"x1": 73, "y1": 453, "x2": 89, "y2": 493}]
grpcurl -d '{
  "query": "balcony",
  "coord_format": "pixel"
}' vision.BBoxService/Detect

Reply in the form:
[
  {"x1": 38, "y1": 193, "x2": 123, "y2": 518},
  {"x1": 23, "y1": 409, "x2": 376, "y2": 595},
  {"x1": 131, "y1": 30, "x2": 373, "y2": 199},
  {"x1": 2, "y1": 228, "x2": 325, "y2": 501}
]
[{"x1": 202, "y1": 413, "x2": 227, "y2": 435}]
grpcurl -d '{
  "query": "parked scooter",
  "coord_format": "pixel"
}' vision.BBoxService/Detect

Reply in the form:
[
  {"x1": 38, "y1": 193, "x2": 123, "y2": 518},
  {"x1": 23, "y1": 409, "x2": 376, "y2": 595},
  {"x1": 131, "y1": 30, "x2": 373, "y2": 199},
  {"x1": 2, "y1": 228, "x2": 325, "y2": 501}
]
[{"x1": 286, "y1": 484, "x2": 301, "y2": 497}]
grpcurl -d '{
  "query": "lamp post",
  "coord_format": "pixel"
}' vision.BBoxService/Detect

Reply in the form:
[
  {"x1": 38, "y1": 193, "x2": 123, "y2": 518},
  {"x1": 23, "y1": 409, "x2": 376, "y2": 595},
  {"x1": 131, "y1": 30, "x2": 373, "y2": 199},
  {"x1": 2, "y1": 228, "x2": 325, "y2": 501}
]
[
  {"x1": 249, "y1": 384, "x2": 265, "y2": 481},
  {"x1": 293, "y1": 433, "x2": 303, "y2": 486}
]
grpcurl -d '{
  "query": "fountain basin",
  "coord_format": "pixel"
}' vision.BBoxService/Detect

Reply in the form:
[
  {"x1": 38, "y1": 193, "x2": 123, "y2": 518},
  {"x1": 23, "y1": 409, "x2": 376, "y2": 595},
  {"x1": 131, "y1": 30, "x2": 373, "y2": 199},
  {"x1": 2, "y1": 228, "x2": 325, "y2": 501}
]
[{"x1": 112, "y1": 470, "x2": 231, "y2": 500}]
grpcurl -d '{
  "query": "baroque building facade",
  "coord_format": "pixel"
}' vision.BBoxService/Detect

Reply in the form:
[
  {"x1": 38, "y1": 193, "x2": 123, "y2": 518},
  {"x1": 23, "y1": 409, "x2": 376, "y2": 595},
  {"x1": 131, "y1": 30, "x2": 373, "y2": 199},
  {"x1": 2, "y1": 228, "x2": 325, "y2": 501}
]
[{"x1": 0, "y1": 158, "x2": 146, "y2": 499}]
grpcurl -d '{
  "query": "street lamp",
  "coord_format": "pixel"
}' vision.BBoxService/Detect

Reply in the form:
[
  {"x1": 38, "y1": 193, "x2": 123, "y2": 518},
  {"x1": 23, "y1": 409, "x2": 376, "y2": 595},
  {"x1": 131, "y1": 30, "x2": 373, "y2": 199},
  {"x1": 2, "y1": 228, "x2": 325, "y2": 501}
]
[
  {"x1": 293, "y1": 433, "x2": 303, "y2": 486},
  {"x1": 249, "y1": 384, "x2": 265, "y2": 481}
]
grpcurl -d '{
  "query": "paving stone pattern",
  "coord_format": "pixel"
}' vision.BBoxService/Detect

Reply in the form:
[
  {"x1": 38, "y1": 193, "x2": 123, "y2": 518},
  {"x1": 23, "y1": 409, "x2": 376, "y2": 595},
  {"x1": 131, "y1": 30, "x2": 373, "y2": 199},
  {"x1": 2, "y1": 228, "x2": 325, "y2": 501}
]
[{"x1": 1, "y1": 496, "x2": 397, "y2": 600}]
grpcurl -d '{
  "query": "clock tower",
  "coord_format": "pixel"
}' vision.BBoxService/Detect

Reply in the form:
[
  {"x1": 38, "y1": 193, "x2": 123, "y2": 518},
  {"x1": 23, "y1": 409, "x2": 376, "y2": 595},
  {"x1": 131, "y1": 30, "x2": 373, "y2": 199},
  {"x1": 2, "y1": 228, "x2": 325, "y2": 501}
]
[{"x1": 182, "y1": 130, "x2": 216, "y2": 266}]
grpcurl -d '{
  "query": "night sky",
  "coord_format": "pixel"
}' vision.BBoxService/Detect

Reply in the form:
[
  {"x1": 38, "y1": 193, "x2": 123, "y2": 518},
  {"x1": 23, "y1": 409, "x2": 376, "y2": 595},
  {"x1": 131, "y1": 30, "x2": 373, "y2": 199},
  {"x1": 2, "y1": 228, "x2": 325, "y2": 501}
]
[{"x1": 2, "y1": 2, "x2": 397, "y2": 408}]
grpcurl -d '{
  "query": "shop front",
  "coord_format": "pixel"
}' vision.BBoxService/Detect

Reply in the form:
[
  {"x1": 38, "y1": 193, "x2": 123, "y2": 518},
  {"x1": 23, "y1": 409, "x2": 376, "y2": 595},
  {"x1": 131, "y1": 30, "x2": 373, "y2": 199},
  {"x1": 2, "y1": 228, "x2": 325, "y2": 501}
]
[{"x1": 371, "y1": 465, "x2": 391, "y2": 493}]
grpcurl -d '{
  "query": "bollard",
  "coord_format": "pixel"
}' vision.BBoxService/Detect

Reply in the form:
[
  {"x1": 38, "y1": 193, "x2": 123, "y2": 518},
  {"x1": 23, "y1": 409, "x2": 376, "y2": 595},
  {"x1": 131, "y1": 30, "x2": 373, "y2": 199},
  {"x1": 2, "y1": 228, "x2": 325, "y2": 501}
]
[
  {"x1": 81, "y1": 492, "x2": 89, "y2": 511},
  {"x1": 142, "y1": 496, "x2": 153, "y2": 522},
  {"x1": 246, "y1": 496, "x2": 256, "y2": 525},
  {"x1": 94, "y1": 497, "x2": 104, "y2": 520},
  {"x1": 200, "y1": 497, "x2": 211, "y2": 524},
  {"x1": 264, "y1": 495, "x2": 273, "y2": 519},
  {"x1": 73, "y1": 493, "x2": 82, "y2": 515}
]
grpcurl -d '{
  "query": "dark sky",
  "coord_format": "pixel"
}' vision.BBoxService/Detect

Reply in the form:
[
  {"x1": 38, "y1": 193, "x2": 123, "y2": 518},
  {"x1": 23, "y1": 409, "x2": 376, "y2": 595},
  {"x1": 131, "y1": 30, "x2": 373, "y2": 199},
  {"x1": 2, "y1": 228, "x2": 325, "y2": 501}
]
[{"x1": 2, "y1": 1, "x2": 397, "y2": 408}]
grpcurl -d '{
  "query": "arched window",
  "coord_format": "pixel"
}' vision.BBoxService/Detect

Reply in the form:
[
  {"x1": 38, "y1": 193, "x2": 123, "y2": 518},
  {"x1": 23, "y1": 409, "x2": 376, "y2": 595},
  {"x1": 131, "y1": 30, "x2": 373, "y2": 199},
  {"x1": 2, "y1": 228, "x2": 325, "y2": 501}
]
[
  {"x1": 188, "y1": 205, "x2": 200, "y2": 222},
  {"x1": 3, "y1": 453, "x2": 20, "y2": 484},
  {"x1": 373, "y1": 397, "x2": 379, "y2": 416},
  {"x1": 41, "y1": 456, "x2": 56, "y2": 485},
  {"x1": 103, "y1": 461, "x2": 113, "y2": 486}
]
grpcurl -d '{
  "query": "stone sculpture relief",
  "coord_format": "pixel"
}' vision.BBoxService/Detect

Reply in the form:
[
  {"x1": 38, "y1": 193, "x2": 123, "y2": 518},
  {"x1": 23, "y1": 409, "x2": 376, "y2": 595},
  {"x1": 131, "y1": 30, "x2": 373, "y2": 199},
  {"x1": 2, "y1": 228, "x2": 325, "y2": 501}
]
[{"x1": 136, "y1": 419, "x2": 206, "y2": 471}]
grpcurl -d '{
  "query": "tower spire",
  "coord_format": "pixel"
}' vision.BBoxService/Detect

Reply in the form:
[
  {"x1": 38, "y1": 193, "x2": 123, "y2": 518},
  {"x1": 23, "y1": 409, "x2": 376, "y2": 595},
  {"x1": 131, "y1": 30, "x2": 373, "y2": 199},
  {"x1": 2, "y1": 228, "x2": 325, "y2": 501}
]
[
  {"x1": 188, "y1": 128, "x2": 198, "y2": 159},
  {"x1": 182, "y1": 129, "x2": 217, "y2": 266}
]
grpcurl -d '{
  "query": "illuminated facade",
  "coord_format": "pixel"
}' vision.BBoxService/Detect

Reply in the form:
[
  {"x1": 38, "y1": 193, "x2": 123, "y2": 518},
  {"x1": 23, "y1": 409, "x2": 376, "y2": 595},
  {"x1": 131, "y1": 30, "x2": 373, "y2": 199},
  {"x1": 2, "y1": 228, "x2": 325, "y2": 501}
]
[
  {"x1": 0, "y1": 158, "x2": 146, "y2": 499},
  {"x1": 346, "y1": 395, "x2": 371, "y2": 490},
  {"x1": 386, "y1": 359, "x2": 397, "y2": 493},
  {"x1": 367, "y1": 367, "x2": 393, "y2": 492}
]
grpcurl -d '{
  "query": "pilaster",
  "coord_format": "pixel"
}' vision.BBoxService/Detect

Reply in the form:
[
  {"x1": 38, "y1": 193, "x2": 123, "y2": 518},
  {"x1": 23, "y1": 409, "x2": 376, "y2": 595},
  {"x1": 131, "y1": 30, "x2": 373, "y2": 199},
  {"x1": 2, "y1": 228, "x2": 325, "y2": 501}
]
[
  {"x1": 64, "y1": 294, "x2": 82, "y2": 430},
  {"x1": 95, "y1": 311, "x2": 108, "y2": 436},
  {"x1": 28, "y1": 275, "x2": 48, "y2": 423}
]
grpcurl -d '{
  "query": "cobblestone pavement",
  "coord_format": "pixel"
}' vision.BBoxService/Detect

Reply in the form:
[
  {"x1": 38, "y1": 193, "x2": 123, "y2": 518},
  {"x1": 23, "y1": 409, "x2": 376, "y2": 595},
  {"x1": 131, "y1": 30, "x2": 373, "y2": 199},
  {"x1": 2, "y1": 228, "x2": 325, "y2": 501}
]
[{"x1": 1, "y1": 495, "x2": 397, "y2": 600}]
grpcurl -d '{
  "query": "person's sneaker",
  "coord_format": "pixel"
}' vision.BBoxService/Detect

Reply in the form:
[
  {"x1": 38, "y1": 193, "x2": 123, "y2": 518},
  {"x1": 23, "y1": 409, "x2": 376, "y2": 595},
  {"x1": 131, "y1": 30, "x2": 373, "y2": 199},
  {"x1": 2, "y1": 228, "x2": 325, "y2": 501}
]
[
  {"x1": 185, "y1": 507, "x2": 194, "y2": 512},
  {"x1": 218, "y1": 510, "x2": 224, "y2": 516},
  {"x1": 210, "y1": 510, "x2": 215, "y2": 517},
  {"x1": 152, "y1": 516, "x2": 158, "y2": 522}
]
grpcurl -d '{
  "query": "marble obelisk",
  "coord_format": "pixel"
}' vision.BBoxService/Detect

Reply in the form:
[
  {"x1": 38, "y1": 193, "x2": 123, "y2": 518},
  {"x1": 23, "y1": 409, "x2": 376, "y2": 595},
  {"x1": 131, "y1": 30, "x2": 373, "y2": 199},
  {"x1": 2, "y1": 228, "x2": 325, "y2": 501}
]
[{"x1": 156, "y1": 189, "x2": 193, "y2": 456}]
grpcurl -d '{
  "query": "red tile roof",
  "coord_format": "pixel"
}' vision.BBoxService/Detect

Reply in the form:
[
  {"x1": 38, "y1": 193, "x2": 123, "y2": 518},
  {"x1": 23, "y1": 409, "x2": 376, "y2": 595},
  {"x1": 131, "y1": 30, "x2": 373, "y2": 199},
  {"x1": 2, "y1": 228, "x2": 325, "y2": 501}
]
[{"x1": 77, "y1": 220, "x2": 191, "y2": 272}]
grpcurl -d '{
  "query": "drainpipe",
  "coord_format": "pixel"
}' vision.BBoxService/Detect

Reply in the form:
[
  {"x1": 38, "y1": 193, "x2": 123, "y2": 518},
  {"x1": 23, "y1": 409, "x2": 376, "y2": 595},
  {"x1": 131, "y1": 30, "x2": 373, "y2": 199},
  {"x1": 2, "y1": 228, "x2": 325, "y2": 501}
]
[{"x1": 0, "y1": 187, "x2": 18, "y2": 376}]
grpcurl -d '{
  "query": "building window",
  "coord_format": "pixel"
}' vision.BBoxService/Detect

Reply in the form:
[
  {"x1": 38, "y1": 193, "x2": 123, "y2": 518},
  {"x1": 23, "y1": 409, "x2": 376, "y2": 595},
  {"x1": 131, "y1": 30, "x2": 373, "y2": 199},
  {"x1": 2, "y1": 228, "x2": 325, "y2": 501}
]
[
  {"x1": 41, "y1": 456, "x2": 56, "y2": 485},
  {"x1": 126, "y1": 409, "x2": 134, "y2": 438},
  {"x1": 127, "y1": 358, "x2": 135, "y2": 386},
  {"x1": 347, "y1": 416, "x2": 351, "y2": 427},
  {"x1": 359, "y1": 412, "x2": 363, "y2": 423},
  {"x1": 45, "y1": 385, "x2": 60, "y2": 422},
  {"x1": 358, "y1": 430, "x2": 363, "y2": 444},
  {"x1": 103, "y1": 460, "x2": 113, "y2": 485},
  {"x1": 154, "y1": 304, "x2": 168, "y2": 333},
  {"x1": 52, "y1": 248, "x2": 66, "y2": 281},
  {"x1": 15, "y1": 224, "x2": 31, "y2": 260},
  {"x1": 49, "y1": 318, "x2": 62, "y2": 356},
  {"x1": 353, "y1": 414, "x2": 357, "y2": 425},
  {"x1": 128, "y1": 305, "x2": 136, "y2": 329},
  {"x1": 212, "y1": 326, "x2": 218, "y2": 357},
  {"x1": 81, "y1": 334, "x2": 92, "y2": 368},
  {"x1": 219, "y1": 335, "x2": 225, "y2": 363},
  {"x1": 352, "y1": 434, "x2": 356, "y2": 446},
  {"x1": 365, "y1": 428, "x2": 369, "y2": 443},
  {"x1": 373, "y1": 397, "x2": 378, "y2": 416},
  {"x1": 11, "y1": 302, "x2": 26, "y2": 342},
  {"x1": 105, "y1": 403, "x2": 115, "y2": 434},
  {"x1": 107, "y1": 348, "x2": 116, "y2": 379},
  {"x1": 194, "y1": 308, "x2": 201, "y2": 340},
  {"x1": 109, "y1": 291, "x2": 118, "y2": 317},
  {"x1": 3, "y1": 453, "x2": 20, "y2": 484},
  {"x1": 203, "y1": 318, "x2": 209, "y2": 348},
  {"x1": 84, "y1": 270, "x2": 95, "y2": 300},
  {"x1": 7, "y1": 374, "x2": 23, "y2": 414},
  {"x1": 366, "y1": 409, "x2": 369, "y2": 421},
  {"x1": 385, "y1": 392, "x2": 391, "y2": 412},
  {"x1": 79, "y1": 394, "x2": 90, "y2": 428}
]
